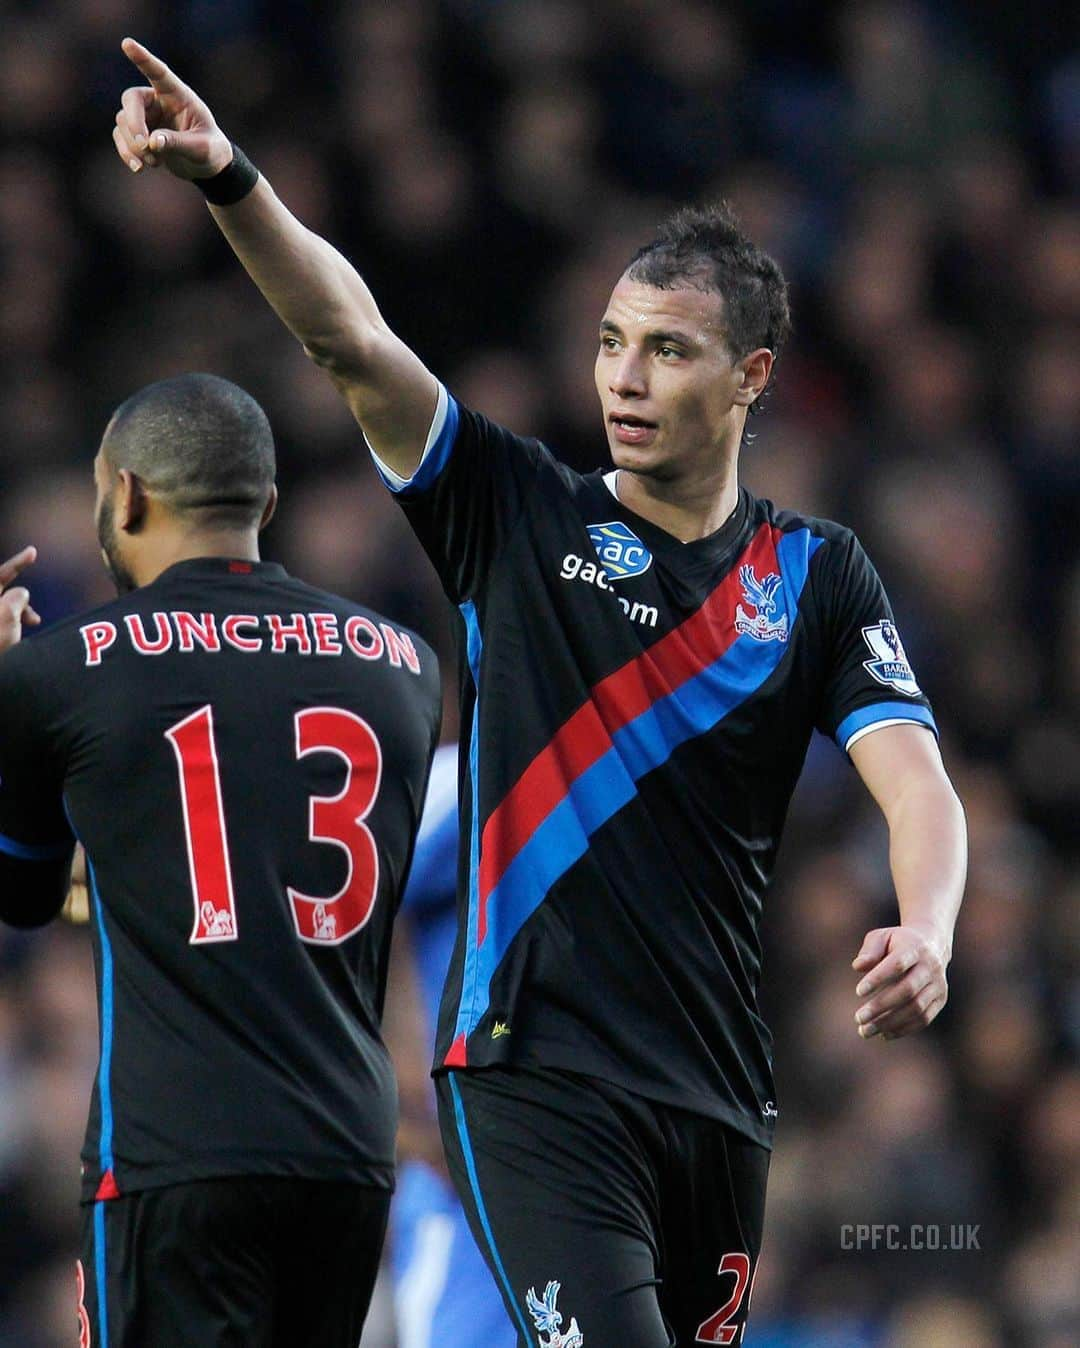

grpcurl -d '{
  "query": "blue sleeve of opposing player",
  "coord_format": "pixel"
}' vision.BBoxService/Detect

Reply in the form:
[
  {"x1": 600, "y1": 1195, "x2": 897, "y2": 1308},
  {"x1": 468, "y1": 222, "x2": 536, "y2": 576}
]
[{"x1": 403, "y1": 744, "x2": 460, "y2": 916}]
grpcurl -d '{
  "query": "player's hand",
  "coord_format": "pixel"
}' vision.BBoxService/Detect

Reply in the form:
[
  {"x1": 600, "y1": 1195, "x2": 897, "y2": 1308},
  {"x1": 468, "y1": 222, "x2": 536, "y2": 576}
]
[
  {"x1": 114, "y1": 38, "x2": 233, "y2": 181},
  {"x1": 0, "y1": 546, "x2": 41, "y2": 653},
  {"x1": 62, "y1": 845, "x2": 91, "y2": 925},
  {"x1": 852, "y1": 922, "x2": 950, "y2": 1040}
]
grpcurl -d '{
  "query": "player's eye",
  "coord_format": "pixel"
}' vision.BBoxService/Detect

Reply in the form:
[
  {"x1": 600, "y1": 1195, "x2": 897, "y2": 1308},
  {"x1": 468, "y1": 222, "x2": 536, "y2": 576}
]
[
  {"x1": 657, "y1": 345, "x2": 681, "y2": 359},
  {"x1": 599, "y1": 335, "x2": 620, "y2": 351}
]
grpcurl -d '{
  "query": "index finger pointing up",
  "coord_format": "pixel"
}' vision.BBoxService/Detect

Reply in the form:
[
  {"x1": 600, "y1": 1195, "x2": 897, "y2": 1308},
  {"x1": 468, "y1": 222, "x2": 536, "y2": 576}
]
[{"x1": 121, "y1": 37, "x2": 185, "y2": 95}]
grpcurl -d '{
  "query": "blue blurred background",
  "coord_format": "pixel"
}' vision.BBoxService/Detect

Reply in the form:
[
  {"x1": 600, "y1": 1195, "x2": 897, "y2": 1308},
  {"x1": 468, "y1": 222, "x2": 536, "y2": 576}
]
[{"x1": 0, "y1": 2, "x2": 1076, "y2": 1344}]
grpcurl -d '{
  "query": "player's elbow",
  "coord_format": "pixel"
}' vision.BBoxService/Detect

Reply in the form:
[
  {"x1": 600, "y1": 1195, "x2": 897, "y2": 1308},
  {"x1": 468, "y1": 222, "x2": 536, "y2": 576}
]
[
  {"x1": 929, "y1": 776, "x2": 966, "y2": 831},
  {"x1": 889, "y1": 757, "x2": 964, "y2": 824},
  {"x1": 302, "y1": 334, "x2": 346, "y2": 372},
  {"x1": 302, "y1": 316, "x2": 383, "y2": 382}
]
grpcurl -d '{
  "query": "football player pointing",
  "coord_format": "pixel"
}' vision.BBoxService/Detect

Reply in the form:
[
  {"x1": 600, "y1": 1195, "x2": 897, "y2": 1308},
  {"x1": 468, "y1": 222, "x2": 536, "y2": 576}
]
[{"x1": 114, "y1": 39, "x2": 965, "y2": 1347}]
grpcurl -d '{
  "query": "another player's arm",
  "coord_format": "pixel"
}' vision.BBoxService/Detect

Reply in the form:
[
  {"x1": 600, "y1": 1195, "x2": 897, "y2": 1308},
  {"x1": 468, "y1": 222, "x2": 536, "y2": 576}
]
[
  {"x1": 0, "y1": 714, "x2": 74, "y2": 929},
  {"x1": 382, "y1": 919, "x2": 449, "y2": 1175},
  {"x1": 848, "y1": 725, "x2": 966, "y2": 1040},
  {"x1": 0, "y1": 546, "x2": 75, "y2": 927},
  {"x1": 0, "y1": 546, "x2": 40, "y2": 652},
  {"x1": 113, "y1": 39, "x2": 437, "y2": 476},
  {"x1": 61, "y1": 844, "x2": 90, "y2": 925},
  {"x1": 0, "y1": 849, "x2": 74, "y2": 929}
]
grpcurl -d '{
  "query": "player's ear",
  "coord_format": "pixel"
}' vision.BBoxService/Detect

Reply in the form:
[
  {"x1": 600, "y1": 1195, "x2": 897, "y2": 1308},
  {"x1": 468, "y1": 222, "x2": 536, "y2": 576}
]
[
  {"x1": 258, "y1": 485, "x2": 278, "y2": 532},
  {"x1": 117, "y1": 469, "x2": 150, "y2": 532},
  {"x1": 733, "y1": 348, "x2": 774, "y2": 407}
]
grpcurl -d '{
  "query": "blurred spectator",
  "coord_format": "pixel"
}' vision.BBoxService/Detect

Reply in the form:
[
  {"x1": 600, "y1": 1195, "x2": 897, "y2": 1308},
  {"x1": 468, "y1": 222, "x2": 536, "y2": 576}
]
[{"x1": 882, "y1": 1291, "x2": 1004, "y2": 1347}]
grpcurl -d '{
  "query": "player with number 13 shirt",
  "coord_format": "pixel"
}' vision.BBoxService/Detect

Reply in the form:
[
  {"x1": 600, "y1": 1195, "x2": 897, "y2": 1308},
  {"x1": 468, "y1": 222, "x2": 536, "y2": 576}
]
[{"x1": 0, "y1": 375, "x2": 441, "y2": 1346}]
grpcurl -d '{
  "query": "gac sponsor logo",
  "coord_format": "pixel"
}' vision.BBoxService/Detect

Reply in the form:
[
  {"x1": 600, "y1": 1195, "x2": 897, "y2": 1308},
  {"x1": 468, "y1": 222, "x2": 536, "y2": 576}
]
[
  {"x1": 586, "y1": 520, "x2": 653, "y2": 579},
  {"x1": 560, "y1": 554, "x2": 659, "y2": 628}
]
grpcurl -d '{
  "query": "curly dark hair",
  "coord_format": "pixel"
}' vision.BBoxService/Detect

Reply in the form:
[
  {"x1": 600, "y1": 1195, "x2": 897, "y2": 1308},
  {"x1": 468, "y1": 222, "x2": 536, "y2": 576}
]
[{"x1": 626, "y1": 201, "x2": 792, "y2": 414}]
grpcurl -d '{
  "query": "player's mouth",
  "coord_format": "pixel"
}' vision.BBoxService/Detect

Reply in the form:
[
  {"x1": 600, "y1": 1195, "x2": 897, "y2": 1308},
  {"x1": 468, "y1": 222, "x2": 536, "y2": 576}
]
[{"x1": 609, "y1": 412, "x2": 658, "y2": 445}]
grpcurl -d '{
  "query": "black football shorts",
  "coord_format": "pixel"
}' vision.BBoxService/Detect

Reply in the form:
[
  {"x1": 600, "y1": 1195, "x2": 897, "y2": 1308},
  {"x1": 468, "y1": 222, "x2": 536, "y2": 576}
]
[
  {"x1": 77, "y1": 1175, "x2": 389, "y2": 1347},
  {"x1": 437, "y1": 1065, "x2": 769, "y2": 1347}
]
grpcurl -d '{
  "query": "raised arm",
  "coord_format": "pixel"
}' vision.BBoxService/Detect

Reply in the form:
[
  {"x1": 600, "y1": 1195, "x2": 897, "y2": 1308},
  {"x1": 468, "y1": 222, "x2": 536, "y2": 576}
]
[
  {"x1": 113, "y1": 38, "x2": 438, "y2": 477},
  {"x1": 848, "y1": 724, "x2": 966, "y2": 1040}
]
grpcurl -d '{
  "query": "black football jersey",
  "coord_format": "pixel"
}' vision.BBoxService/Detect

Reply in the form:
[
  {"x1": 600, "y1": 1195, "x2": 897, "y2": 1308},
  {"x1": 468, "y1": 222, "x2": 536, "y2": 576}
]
[
  {"x1": 374, "y1": 390, "x2": 936, "y2": 1148},
  {"x1": 0, "y1": 559, "x2": 441, "y2": 1199}
]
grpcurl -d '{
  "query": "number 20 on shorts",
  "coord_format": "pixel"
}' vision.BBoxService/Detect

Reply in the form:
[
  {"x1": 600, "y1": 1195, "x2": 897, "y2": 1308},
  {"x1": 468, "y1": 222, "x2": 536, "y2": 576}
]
[
  {"x1": 165, "y1": 704, "x2": 382, "y2": 946},
  {"x1": 696, "y1": 1252, "x2": 753, "y2": 1344}
]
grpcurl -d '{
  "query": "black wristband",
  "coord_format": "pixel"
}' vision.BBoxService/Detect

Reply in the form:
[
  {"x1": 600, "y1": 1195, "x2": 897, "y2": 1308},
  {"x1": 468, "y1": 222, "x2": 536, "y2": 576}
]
[{"x1": 194, "y1": 143, "x2": 259, "y2": 206}]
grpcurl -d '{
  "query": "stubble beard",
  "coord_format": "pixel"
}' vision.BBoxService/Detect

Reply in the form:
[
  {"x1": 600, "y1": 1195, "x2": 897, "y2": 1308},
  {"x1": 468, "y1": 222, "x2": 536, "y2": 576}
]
[{"x1": 96, "y1": 496, "x2": 137, "y2": 595}]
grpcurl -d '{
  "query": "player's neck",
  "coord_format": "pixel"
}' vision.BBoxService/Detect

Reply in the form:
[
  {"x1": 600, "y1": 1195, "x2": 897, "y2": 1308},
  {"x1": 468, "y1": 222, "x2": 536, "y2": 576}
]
[
  {"x1": 613, "y1": 465, "x2": 740, "y2": 544},
  {"x1": 130, "y1": 530, "x2": 261, "y2": 587}
]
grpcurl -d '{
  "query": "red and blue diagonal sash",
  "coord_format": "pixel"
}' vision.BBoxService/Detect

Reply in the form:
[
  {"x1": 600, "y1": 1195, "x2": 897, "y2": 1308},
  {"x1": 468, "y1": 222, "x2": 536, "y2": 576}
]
[{"x1": 445, "y1": 523, "x2": 822, "y2": 1065}]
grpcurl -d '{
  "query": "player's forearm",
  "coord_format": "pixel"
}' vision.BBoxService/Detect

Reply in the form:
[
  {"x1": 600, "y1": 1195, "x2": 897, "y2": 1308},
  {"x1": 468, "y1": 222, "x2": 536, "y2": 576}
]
[
  {"x1": 208, "y1": 179, "x2": 385, "y2": 376},
  {"x1": 884, "y1": 777, "x2": 966, "y2": 956}
]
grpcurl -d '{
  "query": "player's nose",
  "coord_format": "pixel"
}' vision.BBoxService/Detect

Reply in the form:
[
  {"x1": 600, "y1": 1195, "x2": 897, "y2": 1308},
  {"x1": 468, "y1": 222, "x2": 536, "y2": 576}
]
[{"x1": 609, "y1": 352, "x2": 647, "y2": 398}]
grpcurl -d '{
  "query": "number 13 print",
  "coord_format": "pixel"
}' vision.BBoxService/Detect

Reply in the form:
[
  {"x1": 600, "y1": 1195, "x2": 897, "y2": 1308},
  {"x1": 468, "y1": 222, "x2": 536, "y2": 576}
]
[{"x1": 166, "y1": 705, "x2": 382, "y2": 946}]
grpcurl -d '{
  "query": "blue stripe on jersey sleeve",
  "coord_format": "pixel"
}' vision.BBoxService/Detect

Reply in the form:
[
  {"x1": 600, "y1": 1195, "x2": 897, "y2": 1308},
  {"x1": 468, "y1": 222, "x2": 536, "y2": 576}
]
[
  {"x1": 836, "y1": 701, "x2": 937, "y2": 752},
  {"x1": 0, "y1": 832, "x2": 72, "y2": 861},
  {"x1": 372, "y1": 389, "x2": 461, "y2": 497}
]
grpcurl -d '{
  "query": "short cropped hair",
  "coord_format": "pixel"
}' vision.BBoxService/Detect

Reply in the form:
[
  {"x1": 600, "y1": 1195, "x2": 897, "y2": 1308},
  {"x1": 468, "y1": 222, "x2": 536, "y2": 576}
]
[
  {"x1": 627, "y1": 202, "x2": 791, "y2": 413},
  {"x1": 102, "y1": 373, "x2": 276, "y2": 527}
]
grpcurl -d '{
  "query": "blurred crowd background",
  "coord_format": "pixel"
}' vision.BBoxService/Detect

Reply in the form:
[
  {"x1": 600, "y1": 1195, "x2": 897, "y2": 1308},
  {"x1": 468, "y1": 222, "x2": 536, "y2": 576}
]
[{"x1": 0, "y1": 0, "x2": 1076, "y2": 1344}]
